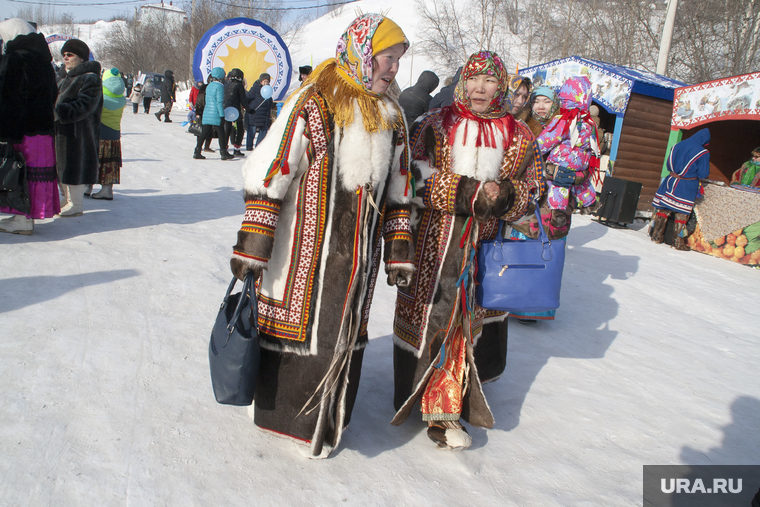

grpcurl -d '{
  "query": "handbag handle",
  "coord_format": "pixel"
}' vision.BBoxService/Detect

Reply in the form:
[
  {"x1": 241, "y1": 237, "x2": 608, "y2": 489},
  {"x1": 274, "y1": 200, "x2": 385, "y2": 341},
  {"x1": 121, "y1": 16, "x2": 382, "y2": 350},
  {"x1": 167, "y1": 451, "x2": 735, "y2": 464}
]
[
  {"x1": 224, "y1": 273, "x2": 258, "y2": 339},
  {"x1": 493, "y1": 201, "x2": 554, "y2": 261}
]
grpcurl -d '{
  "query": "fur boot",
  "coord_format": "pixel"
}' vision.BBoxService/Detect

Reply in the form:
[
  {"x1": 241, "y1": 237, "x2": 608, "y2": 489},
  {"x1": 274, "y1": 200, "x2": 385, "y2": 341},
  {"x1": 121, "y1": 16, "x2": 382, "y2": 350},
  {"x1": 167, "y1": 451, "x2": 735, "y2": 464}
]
[
  {"x1": 59, "y1": 184, "x2": 70, "y2": 208},
  {"x1": 59, "y1": 184, "x2": 85, "y2": 216},
  {"x1": 650, "y1": 210, "x2": 669, "y2": 244},
  {"x1": 92, "y1": 185, "x2": 113, "y2": 200},
  {"x1": 550, "y1": 209, "x2": 567, "y2": 229},
  {"x1": 427, "y1": 421, "x2": 472, "y2": 450},
  {"x1": 672, "y1": 213, "x2": 690, "y2": 251},
  {"x1": 0, "y1": 214, "x2": 33, "y2": 235}
]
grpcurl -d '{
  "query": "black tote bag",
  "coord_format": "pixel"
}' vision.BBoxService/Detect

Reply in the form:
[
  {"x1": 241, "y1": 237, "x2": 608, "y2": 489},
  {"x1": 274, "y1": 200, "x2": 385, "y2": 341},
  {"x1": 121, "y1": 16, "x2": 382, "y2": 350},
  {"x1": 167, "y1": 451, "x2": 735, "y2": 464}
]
[
  {"x1": 209, "y1": 273, "x2": 260, "y2": 406},
  {"x1": 0, "y1": 143, "x2": 30, "y2": 215}
]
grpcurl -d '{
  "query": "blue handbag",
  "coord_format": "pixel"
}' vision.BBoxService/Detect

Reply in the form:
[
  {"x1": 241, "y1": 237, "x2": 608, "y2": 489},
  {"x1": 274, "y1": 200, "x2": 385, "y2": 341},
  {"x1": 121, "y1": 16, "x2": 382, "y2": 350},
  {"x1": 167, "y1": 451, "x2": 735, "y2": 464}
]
[{"x1": 475, "y1": 205, "x2": 566, "y2": 312}]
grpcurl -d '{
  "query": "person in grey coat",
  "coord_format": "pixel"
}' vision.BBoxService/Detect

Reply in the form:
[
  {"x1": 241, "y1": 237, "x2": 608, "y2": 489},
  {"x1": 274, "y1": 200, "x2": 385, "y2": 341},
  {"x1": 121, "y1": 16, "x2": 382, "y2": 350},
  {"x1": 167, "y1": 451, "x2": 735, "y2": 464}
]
[
  {"x1": 142, "y1": 78, "x2": 154, "y2": 113},
  {"x1": 54, "y1": 38, "x2": 103, "y2": 217},
  {"x1": 398, "y1": 70, "x2": 439, "y2": 129}
]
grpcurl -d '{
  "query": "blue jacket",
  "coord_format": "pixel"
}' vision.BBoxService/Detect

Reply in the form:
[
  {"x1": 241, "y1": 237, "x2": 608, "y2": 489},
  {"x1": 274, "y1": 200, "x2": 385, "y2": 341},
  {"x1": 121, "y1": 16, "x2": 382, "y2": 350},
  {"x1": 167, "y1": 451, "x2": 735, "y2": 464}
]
[
  {"x1": 202, "y1": 68, "x2": 225, "y2": 126},
  {"x1": 653, "y1": 128, "x2": 711, "y2": 214}
]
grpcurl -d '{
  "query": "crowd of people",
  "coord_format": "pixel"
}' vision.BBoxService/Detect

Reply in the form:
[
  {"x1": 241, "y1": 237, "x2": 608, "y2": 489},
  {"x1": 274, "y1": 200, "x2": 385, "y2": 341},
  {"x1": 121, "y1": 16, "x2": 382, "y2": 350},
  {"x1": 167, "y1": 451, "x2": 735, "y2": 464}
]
[
  {"x1": 223, "y1": 13, "x2": 612, "y2": 458},
  {"x1": 3, "y1": 13, "x2": 730, "y2": 461},
  {"x1": 0, "y1": 19, "x2": 177, "y2": 231}
]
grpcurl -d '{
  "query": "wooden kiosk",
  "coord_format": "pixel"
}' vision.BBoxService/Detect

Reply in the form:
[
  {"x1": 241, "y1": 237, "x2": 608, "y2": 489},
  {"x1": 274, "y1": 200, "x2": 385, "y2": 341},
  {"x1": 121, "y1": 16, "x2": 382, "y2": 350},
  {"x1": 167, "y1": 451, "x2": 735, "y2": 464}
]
[
  {"x1": 668, "y1": 72, "x2": 760, "y2": 266},
  {"x1": 520, "y1": 56, "x2": 685, "y2": 211}
]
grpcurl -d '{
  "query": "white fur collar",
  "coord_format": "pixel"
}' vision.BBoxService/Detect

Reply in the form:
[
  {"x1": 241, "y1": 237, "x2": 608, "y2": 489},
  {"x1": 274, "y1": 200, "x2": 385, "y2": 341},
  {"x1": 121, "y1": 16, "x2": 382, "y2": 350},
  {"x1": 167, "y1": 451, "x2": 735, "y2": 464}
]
[
  {"x1": 449, "y1": 119, "x2": 505, "y2": 181},
  {"x1": 335, "y1": 98, "x2": 398, "y2": 192}
]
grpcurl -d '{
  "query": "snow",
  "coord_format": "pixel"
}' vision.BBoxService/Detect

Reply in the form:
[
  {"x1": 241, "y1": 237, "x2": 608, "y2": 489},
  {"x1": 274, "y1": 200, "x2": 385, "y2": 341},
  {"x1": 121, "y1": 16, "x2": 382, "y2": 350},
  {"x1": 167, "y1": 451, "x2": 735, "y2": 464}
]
[{"x1": 1, "y1": 108, "x2": 759, "y2": 505}]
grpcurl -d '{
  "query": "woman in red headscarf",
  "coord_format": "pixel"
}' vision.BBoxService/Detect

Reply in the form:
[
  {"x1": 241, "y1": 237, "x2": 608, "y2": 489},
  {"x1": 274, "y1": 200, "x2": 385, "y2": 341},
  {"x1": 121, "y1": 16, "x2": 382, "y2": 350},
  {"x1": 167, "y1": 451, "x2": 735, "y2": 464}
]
[
  {"x1": 230, "y1": 14, "x2": 414, "y2": 458},
  {"x1": 391, "y1": 51, "x2": 545, "y2": 450}
]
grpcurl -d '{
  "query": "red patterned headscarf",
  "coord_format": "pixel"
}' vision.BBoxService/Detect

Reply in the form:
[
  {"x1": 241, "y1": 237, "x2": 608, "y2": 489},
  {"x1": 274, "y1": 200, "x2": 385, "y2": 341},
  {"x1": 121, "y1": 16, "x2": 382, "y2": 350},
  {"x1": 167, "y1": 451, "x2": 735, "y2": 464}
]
[
  {"x1": 453, "y1": 51, "x2": 510, "y2": 119},
  {"x1": 446, "y1": 51, "x2": 513, "y2": 149}
]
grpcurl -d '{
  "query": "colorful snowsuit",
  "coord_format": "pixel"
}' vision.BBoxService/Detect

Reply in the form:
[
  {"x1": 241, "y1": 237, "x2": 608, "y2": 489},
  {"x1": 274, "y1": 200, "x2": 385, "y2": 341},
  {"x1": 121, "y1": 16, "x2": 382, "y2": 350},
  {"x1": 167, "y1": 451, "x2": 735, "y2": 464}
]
[{"x1": 537, "y1": 76, "x2": 599, "y2": 212}]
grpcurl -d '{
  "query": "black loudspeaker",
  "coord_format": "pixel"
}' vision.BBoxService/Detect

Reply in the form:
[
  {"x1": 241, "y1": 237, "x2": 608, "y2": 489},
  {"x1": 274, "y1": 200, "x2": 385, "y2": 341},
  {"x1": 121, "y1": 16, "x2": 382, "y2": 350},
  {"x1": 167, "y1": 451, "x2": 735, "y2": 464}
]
[{"x1": 595, "y1": 176, "x2": 643, "y2": 225}]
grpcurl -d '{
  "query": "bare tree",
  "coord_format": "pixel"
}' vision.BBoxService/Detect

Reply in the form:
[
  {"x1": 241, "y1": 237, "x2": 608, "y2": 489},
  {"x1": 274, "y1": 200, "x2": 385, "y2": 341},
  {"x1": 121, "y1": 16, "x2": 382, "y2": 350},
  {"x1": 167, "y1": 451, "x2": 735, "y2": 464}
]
[
  {"x1": 669, "y1": 0, "x2": 760, "y2": 83},
  {"x1": 97, "y1": 14, "x2": 191, "y2": 80},
  {"x1": 414, "y1": 0, "x2": 525, "y2": 77}
]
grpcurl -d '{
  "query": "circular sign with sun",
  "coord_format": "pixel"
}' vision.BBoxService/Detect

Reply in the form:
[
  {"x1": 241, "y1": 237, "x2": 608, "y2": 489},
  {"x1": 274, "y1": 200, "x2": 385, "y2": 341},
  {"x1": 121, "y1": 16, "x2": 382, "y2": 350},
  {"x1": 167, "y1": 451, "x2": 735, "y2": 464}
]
[{"x1": 193, "y1": 17, "x2": 293, "y2": 101}]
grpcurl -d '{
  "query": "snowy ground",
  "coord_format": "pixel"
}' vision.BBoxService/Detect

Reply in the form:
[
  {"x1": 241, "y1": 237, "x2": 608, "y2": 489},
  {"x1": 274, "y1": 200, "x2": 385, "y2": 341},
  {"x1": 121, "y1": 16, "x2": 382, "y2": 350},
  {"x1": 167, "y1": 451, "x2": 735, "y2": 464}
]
[{"x1": 1, "y1": 112, "x2": 759, "y2": 506}]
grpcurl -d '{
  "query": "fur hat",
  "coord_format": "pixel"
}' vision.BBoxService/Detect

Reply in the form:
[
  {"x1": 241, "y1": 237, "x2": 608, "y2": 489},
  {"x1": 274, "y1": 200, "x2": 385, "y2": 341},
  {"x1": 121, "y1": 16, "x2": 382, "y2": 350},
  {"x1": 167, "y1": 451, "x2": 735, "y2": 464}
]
[
  {"x1": 298, "y1": 65, "x2": 312, "y2": 82},
  {"x1": 61, "y1": 38, "x2": 90, "y2": 61},
  {"x1": 259, "y1": 73, "x2": 271, "y2": 82}
]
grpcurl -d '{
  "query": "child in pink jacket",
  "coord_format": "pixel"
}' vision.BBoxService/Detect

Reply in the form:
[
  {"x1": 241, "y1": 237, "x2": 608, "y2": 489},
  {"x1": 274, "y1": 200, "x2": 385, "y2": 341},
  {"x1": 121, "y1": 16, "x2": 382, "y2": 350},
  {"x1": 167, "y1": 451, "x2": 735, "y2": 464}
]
[{"x1": 537, "y1": 76, "x2": 600, "y2": 227}]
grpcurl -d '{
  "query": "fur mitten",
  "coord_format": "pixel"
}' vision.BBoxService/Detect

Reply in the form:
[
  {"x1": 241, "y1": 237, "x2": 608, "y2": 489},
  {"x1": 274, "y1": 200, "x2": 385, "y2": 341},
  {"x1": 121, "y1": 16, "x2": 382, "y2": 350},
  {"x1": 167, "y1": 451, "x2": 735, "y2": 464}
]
[
  {"x1": 386, "y1": 264, "x2": 415, "y2": 287},
  {"x1": 491, "y1": 180, "x2": 515, "y2": 218},
  {"x1": 455, "y1": 176, "x2": 490, "y2": 221},
  {"x1": 230, "y1": 256, "x2": 261, "y2": 282},
  {"x1": 471, "y1": 186, "x2": 494, "y2": 222}
]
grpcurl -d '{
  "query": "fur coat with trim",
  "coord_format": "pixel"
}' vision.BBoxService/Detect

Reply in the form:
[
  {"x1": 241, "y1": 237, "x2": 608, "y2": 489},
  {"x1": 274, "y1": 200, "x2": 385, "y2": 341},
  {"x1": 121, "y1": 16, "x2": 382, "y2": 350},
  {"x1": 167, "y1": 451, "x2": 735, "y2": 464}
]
[
  {"x1": 230, "y1": 84, "x2": 415, "y2": 456},
  {"x1": 54, "y1": 60, "x2": 103, "y2": 185},
  {"x1": 0, "y1": 32, "x2": 57, "y2": 142},
  {"x1": 232, "y1": 84, "x2": 414, "y2": 355},
  {"x1": 391, "y1": 107, "x2": 545, "y2": 427}
]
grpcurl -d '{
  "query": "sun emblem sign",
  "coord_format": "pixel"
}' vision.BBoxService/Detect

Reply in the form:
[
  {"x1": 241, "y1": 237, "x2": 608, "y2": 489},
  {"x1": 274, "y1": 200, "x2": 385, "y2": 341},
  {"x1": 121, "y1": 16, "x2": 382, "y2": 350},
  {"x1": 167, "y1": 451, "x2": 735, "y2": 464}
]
[{"x1": 193, "y1": 17, "x2": 293, "y2": 102}]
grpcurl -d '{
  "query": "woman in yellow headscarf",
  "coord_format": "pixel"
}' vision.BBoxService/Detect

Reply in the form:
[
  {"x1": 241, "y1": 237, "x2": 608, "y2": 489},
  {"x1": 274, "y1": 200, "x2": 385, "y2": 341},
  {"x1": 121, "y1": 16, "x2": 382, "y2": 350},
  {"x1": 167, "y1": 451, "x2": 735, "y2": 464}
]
[{"x1": 229, "y1": 14, "x2": 414, "y2": 459}]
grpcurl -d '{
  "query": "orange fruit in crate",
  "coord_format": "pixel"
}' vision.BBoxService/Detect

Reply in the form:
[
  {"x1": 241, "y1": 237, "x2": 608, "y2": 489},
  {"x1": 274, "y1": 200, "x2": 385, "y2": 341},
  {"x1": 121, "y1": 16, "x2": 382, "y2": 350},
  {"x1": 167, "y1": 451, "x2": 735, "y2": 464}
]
[
  {"x1": 726, "y1": 234, "x2": 737, "y2": 246},
  {"x1": 736, "y1": 235, "x2": 748, "y2": 247},
  {"x1": 714, "y1": 236, "x2": 725, "y2": 246},
  {"x1": 739, "y1": 254, "x2": 751, "y2": 264},
  {"x1": 734, "y1": 246, "x2": 745, "y2": 259},
  {"x1": 723, "y1": 244, "x2": 735, "y2": 257},
  {"x1": 733, "y1": 229, "x2": 744, "y2": 237}
]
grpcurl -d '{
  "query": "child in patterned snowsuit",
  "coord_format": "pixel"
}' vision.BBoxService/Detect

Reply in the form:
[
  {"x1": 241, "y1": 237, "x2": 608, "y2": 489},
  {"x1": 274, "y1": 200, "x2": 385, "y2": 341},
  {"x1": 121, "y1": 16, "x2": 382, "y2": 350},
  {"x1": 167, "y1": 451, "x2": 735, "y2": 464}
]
[{"x1": 537, "y1": 76, "x2": 600, "y2": 227}]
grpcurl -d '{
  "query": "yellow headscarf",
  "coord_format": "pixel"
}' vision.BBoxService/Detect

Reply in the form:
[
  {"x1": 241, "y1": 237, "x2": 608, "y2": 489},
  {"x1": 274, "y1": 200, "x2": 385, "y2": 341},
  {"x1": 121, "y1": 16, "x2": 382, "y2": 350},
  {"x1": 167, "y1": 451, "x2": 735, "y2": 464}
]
[{"x1": 300, "y1": 14, "x2": 408, "y2": 132}]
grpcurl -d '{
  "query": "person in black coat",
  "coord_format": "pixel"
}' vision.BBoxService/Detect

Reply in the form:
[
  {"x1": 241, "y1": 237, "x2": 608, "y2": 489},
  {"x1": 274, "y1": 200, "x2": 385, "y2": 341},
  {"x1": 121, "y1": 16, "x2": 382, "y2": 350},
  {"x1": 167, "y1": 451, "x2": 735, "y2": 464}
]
[
  {"x1": 429, "y1": 66, "x2": 462, "y2": 110},
  {"x1": 155, "y1": 69, "x2": 175, "y2": 122},
  {"x1": 398, "y1": 70, "x2": 439, "y2": 129},
  {"x1": 54, "y1": 38, "x2": 103, "y2": 217},
  {"x1": 222, "y1": 68, "x2": 249, "y2": 157},
  {"x1": 0, "y1": 18, "x2": 60, "y2": 234},
  {"x1": 245, "y1": 73, "x2": 273, "y2": 151}
]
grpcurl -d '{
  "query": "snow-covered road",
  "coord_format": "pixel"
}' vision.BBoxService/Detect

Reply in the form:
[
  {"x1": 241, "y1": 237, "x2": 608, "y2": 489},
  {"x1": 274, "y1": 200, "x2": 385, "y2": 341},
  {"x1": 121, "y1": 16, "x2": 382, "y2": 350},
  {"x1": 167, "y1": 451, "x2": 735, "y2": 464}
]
[{"x1": 1, "y1": 111, "x2": 758, "y2": 506}]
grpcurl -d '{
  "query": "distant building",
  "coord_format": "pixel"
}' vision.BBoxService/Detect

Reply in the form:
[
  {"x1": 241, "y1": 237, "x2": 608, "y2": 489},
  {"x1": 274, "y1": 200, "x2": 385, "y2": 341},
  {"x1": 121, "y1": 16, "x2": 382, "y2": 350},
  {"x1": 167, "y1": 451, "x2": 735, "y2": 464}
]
[{"x1": 138, "y1": 2, "x2": 187, "y2": 31}]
